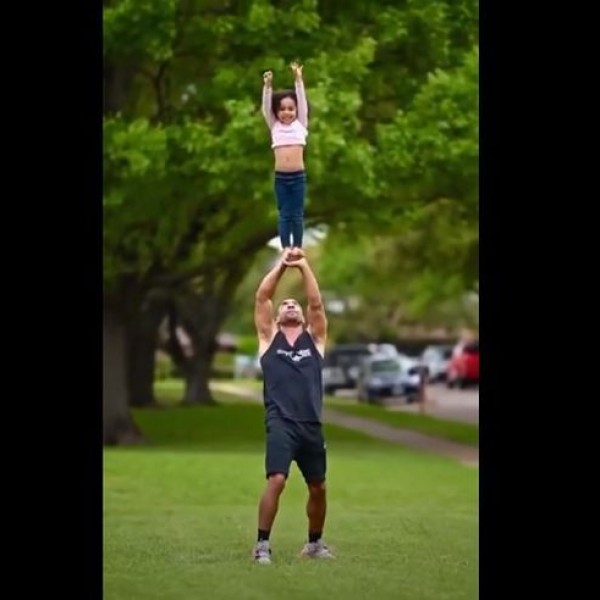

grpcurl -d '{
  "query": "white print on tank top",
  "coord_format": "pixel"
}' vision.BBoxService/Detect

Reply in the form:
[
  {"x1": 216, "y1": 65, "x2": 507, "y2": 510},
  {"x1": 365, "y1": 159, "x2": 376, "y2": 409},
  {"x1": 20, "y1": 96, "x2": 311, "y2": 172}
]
[{"x1": 276, "y1": 348, "x2": 313, "y2": 362}]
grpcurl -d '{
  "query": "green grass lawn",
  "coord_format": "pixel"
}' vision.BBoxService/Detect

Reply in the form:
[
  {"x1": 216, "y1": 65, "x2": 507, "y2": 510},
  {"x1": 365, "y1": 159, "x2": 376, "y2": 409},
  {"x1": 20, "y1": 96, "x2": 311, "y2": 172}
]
[
  {"x1": 155, "y1": 379, "x2": 477, "y2": 447},
  {"x1": 327, "y1": 403, "x2": 479, "y2": 447},
  {"x1": 104, "y1": 394, "x2": 478, "y2": 600}
]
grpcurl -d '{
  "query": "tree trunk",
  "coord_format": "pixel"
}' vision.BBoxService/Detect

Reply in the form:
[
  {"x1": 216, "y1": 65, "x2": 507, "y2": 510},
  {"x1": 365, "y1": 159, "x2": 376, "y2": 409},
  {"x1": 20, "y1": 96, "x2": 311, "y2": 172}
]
[
  {"x1": 104, "y1": 63, "x2": 135, "y2": 116},
  {"x1": 103, "y1": 307, "x2": 145, "y2": 445},
  {"x1": 127, "y1": 335, "x2": 156, "y2": 408},
  {"x1": 164, "y1": 294, "x2": 224, "y2": 406},
  {"x1": 164, "y1": 246, "x2": 267, "y2": 406},
  {"x1": 182, "y1": 357, "x2": 215, "y2": 405},
  {"x1": 181, "y1": 291, "x2": 226, "y2": 406},
  {"x1": 126, "y1": 293, "x2": 167, "y2": 407}
]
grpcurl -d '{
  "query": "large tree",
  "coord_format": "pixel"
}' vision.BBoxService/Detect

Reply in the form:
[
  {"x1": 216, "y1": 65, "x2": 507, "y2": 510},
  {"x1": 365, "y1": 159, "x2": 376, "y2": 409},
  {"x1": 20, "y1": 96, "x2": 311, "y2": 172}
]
[
  {"x1": 103, "y1": 0, "x2": 376, "y2": 443},
  {"x1": 103, "y1": 0, "x2": 478, "y2": 443}
]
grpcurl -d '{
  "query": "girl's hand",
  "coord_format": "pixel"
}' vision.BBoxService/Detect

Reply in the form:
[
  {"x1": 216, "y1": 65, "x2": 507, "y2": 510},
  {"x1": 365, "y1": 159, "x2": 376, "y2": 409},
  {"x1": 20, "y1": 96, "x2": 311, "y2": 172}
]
[
  {"x1": 290, "y1": 62, "x2": 303, "y2": 80},
  {"x1": 263, "y1": 70, "x2": 273, "y2": 86}
]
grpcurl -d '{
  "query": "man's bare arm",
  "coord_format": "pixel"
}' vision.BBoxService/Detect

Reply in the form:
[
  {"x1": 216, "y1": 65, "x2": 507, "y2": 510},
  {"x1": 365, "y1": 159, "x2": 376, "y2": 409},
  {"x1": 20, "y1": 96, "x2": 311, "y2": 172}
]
[
  {"x1": 255, "y1": 254, "x2": 288, "y2": 348},
  {"x1": 284, "y1": 257, "x2": 327, "y2": 353}
]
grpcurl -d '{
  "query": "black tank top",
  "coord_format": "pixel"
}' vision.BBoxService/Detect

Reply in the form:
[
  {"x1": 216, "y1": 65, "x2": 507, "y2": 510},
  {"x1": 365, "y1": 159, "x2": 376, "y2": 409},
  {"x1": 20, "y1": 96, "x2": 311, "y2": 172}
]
[{"x1": 260, "y1": 330, "x2": 324, "y2": 423}]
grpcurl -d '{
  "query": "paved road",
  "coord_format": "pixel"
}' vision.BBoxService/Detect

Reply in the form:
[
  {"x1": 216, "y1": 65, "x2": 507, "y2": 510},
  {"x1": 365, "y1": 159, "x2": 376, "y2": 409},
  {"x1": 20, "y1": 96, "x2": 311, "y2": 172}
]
[
  {"x1": 333, "y1": 385, "x2": 479, "y2": 424},
  {"x1": 393, "y1": 385, "x2": 479, "y2": 424}
]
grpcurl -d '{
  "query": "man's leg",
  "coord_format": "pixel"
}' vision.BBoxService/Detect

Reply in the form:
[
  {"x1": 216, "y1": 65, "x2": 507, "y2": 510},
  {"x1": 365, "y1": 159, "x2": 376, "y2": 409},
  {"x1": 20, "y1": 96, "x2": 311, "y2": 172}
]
[
  {"x1": 258, "y1": 473, "x2": 287, "y2": 537},
  {"x1": 254, "y1": 420, "x2": 294, "y2": 563},
  {"x1": 306, "y1": 479, "x2": 327, "y2": 542},
  {"x1": 254, "y1": 474, "x2": 285, "y2": 564},
  {"x1": 296, "y1": 425, "x2": 335, "y2": 558}
]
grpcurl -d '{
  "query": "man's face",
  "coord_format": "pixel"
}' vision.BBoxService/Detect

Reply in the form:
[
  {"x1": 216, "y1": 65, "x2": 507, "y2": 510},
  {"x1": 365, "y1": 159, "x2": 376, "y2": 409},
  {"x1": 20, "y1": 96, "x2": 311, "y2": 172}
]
[{"x1": 277, "y1": 298, "x2": 304, "y2": 325}]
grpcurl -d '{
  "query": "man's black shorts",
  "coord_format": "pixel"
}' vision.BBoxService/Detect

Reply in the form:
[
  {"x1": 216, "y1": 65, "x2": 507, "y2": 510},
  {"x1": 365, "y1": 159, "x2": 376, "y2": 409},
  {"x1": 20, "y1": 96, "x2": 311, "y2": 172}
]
[{"x1": 265, "y1": 418, "x2": 326, "y2": 483}]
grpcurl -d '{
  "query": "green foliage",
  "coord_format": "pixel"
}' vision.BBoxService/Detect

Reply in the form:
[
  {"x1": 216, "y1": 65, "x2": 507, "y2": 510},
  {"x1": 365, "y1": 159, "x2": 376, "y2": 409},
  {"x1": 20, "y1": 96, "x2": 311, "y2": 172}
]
[
  {"x1": 104, "y1": 0, "x2": 177, "y2": 62},
  {"x1": 103, "y1": 0, "x2": 479, "y2": 339},
  {"x1": 103, "y1": 1, "x2": 385, "y2": 297},
  {"x1": 213, "y1": 351, "x2": 236, "y2": 379},
  {"x1": 309, "y1": 42, "x2": 478, "y2": 334},
  {"x1": 236, "y1": 335, "x2": 259, "y2": 356},
  {"x1": 154, "y1": 351, "x2": 175, "y2": 380},
  {"x1": 315, "y1": 199, "x2": 478, "y2": 333},
  {"x1": 377, "y1": 46, "x2": 478, "y2": 206}
]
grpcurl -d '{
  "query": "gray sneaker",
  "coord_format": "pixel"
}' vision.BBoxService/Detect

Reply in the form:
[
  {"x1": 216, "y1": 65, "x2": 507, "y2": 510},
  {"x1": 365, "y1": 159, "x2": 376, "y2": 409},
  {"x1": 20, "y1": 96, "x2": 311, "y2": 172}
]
[
  {"x1": 253, "y1": 540, "x2": 272, "y2": 564},
  {"x1": 300, "y1": 540, "x2": 335, "y2": 559}
]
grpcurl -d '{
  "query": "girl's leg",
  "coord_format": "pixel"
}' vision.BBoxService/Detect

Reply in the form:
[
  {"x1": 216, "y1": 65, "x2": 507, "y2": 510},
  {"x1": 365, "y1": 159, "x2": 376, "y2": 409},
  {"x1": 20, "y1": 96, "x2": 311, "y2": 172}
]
[
  {"x1": 278, "y1": 216, "x2": 293, "y2": 251},
  {"x1": 289, "y1": 172, "x2": 306, "y2": 250},
  {"x1": 291, "y1": 219, "x2": 304, "y2": 250},
  {"x1": 275, "y1": 175, "x2": 292, "y2": 250}
]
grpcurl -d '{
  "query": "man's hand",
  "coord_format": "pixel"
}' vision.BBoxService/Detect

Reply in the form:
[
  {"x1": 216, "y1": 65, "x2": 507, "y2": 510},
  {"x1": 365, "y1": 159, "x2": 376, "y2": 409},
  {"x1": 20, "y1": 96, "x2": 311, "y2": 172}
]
[
  {"x1": 263, "y1": 70, "x2": 273, "y2": 86},
  {"x1": 283, "y1": 256, "x2": 307, "y2": 269},
  {"x1": 290, "y1": 62, "x2": 303, "y2": 80},
  {"x1": 282, "y1": 247, "x2": 305, "y2": 264},
  {"x1": 282, "y1": 252, "x2": 327, "y2": 354}
]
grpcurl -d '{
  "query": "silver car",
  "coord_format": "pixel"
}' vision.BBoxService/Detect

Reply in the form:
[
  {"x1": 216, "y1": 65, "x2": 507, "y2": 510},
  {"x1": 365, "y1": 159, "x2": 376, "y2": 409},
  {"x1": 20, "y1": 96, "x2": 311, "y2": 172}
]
[
  {"x1": 322, "y1": 344, "x2": 374, "y2": 395},
  {"x1": 357, "y1": 354, "x2": 423, "y2": 404},
  {"x1": 421, "y1": 345, "x2": 453, "y2": 383}
]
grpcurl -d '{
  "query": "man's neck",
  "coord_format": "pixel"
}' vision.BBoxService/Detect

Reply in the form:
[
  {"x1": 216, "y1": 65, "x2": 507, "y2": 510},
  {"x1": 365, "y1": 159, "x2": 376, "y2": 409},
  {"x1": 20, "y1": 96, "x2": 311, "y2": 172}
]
[{"x1": 279, "y1": 324, "x2": 304, "y2": 340}]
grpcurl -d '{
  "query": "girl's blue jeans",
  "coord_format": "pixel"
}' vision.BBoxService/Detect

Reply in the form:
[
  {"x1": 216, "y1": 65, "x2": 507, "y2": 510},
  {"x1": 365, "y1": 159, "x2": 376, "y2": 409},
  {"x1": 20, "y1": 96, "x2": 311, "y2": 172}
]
[{"x1": 274, "y1": 170, "x2": 306, "y2": 248}]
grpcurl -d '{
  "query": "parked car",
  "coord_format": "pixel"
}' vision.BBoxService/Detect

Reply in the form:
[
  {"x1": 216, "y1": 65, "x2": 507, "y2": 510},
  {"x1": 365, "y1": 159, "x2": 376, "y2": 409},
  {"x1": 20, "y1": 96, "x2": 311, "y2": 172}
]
[
  {"x1": 253, "y1": 354, "x2": 263, "y2": 380},
  {"x1": 374, "y1": 343, "x2": 400, "y2": 358},
  {"x1": 421, "y1": 345, "x2": 453, "y2": 383},
  {"x1": 234, "y1": 354, "x2": 263, "y2": 379},
  {"x1": 446, "y1": 342, "x2": 479, "y2": 388},
  {"x1": 396, "y1": 354, "x2": 425, "y2": 400},
  {"x1": 357, "y1": 353, "x2": 423, "y2": 404},
  {"x1": 323, "y1": 344, "x2": 374, "y2": 394}
]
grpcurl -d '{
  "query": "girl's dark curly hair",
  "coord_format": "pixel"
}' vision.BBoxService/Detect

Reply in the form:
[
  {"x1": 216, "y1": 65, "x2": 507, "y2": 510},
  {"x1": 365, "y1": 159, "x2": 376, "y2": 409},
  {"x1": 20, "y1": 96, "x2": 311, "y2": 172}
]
[{"x1": 271, "y1": 89, "x2": 311, "y2": 117}]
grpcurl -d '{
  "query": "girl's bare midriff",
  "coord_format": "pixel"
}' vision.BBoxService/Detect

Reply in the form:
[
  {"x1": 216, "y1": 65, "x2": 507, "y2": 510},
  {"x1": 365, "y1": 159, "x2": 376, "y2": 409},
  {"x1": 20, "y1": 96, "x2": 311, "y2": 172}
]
[{"x1": 274, "y1": 145, "x2": 305, "y2": 172}]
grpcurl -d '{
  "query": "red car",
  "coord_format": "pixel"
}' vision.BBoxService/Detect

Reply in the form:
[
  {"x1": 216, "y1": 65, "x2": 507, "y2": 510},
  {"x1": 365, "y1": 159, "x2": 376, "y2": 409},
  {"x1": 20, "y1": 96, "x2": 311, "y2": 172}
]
[{"x1": 447, "y1": 342, "x2": 479, "y2": 388}]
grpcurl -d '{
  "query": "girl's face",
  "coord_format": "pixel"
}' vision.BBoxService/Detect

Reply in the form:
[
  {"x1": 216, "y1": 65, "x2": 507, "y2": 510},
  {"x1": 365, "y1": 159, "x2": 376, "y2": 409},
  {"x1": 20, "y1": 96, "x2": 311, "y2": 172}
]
[{"x1": 277, "y1": 97, "x2": 297, "y2": 124}]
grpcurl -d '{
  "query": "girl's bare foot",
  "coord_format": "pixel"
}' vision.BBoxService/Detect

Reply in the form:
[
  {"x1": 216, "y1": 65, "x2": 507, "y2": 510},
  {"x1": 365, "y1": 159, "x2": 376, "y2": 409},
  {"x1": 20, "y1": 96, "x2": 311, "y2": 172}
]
[{"x1": 283, "y1": 247, "x2": 302, "y2": 262}]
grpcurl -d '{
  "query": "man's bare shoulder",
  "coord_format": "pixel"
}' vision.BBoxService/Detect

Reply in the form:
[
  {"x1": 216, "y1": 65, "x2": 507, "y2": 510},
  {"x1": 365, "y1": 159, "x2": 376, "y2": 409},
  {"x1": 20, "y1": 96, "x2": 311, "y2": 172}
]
[
  {"x1": 306, "y1": 328, "x2": 326, "y2": 358},
  {"x1": 258, "y1": 330, "x2": 278, "y2": 358}
]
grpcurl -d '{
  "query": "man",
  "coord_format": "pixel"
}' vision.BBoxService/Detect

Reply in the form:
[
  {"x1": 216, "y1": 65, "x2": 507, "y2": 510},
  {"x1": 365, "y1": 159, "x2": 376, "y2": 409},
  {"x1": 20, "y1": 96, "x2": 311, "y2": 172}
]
[{"x1": 252, "y1": 249, "x2": 334, "y2": 564}]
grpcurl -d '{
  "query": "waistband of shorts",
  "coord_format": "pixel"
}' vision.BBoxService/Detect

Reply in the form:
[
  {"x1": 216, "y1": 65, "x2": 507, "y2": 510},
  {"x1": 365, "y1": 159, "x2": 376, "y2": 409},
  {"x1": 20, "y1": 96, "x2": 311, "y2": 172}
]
[{"x1": 266, "y1": 415, "x2": 321, "y2": 428}]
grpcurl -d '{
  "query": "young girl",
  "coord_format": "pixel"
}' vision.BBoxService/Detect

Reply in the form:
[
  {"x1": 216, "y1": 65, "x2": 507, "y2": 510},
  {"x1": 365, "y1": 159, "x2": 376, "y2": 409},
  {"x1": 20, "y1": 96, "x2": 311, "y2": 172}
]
[{"x1": 261, "y1": 63, "x2": 309, "y2": 256}]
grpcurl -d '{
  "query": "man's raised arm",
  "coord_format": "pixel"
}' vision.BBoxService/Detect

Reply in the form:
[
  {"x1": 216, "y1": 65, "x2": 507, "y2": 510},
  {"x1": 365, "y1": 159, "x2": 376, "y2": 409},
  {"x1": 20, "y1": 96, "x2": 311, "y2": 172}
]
[
  {"x1": 284, "y1": 256, "x2": 327, "y2": 355},
  {"x1": 255, "y1": 253, "x2": 288, "y2": 351}
]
